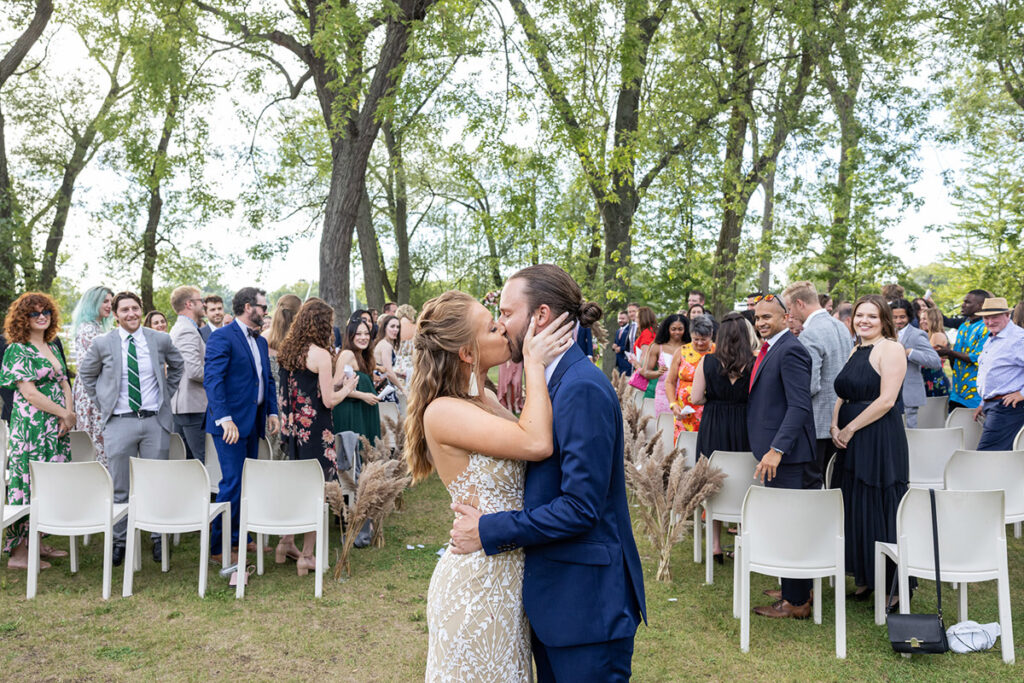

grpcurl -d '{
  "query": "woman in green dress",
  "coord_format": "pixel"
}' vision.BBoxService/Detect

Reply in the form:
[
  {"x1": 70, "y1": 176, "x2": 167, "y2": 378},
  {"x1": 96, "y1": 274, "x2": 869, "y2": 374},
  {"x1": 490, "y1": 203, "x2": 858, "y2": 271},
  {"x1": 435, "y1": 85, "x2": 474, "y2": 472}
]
[
  {"x1": 1, "y1": 292, "x2": 74, "y2": 570},
  {"x1": 332, "y1": 318, "x2": 382, "y2": 445}
]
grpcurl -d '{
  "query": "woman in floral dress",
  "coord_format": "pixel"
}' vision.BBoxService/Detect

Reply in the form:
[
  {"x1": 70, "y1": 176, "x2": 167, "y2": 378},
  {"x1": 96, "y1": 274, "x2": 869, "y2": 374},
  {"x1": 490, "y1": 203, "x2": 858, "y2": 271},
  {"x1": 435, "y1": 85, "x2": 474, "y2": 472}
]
[
  {"x1": 276, "y1": 298, "x2": 358, "y2": 574},
  {"x1": 666, "y1": 314, "x2": 717, "y2": 443},
  {"x1": 1, "y1": 293, "x2": 74, "y2": 569},
  {"x1": 70, "y1": 286, "x2": 113, "y2": 466}
]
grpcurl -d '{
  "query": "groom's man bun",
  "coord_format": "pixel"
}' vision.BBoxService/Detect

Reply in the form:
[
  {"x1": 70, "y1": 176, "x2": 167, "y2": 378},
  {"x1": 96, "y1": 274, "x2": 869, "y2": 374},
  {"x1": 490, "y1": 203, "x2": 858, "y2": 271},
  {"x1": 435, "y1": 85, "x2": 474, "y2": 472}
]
[{"x1": 509, "y1": 264, "x2": 603, "y2": 327}]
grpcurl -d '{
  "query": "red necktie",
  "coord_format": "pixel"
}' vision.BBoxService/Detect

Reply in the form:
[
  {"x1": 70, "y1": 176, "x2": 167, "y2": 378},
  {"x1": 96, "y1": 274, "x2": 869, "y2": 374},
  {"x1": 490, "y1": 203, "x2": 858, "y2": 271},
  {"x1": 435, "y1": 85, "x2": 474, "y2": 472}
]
[{"x1": 749, "y1": 341, "x2": 770, "y2": 390}]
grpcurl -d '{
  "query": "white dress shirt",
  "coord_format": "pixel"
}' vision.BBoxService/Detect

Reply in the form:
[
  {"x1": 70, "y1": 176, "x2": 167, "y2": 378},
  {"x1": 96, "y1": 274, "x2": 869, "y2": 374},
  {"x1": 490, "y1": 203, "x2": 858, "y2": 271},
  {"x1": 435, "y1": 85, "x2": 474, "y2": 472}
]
[
  {"x1": 545, "y1": 347, "x2": 571, "y2": 385},
  {"x1": 115, "y1": 327, "x2": 161, "y2": 413},
  {"x1": 236, "y1": 318, "x2": 264, "y2": 405}
]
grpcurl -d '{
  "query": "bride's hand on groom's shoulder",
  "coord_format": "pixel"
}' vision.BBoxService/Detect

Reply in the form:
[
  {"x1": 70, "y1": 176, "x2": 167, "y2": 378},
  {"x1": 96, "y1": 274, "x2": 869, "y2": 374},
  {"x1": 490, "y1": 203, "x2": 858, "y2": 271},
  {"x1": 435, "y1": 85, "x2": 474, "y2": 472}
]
[{"x1": 524, "y1": 312, "x2": 575, "y2": 367}]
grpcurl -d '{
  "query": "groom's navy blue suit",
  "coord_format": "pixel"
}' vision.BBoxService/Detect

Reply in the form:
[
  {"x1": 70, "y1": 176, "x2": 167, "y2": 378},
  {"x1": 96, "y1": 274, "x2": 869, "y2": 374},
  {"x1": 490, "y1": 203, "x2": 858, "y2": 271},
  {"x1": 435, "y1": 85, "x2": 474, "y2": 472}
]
[{"x1": 479, "y1": 343, "x2": 646, "y2": 682}]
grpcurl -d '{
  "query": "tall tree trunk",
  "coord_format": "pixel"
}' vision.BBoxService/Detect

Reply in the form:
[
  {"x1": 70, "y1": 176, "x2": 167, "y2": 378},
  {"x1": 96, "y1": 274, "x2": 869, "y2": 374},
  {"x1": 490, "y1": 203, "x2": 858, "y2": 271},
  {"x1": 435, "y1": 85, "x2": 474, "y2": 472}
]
[
  {"x1": 383, "y1": 122, "x2": 413, "y2": 304},
  {"x1": 356, "y1": 187, "x2": 384, "y2": 309},
  {"x1": 759, "y1": 172, "x2": 775, "y2": 293},
  {"x1": 140, "y1": 94, "x2": 178, "y2": 312}
]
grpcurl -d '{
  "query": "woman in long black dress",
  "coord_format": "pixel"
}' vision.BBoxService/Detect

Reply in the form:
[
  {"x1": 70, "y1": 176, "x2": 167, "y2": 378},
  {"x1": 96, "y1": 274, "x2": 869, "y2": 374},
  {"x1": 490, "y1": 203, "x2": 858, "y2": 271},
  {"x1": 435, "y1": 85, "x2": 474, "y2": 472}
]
[
  {"x1": 831, "y1": 295, "x2": 909, "y2": 605},
  {"x1": 690, "y1": 313, "x2": 756, "y2": 562},
  {"x1": 277, "y1": 298, "x2": 359, "y2": 575}
]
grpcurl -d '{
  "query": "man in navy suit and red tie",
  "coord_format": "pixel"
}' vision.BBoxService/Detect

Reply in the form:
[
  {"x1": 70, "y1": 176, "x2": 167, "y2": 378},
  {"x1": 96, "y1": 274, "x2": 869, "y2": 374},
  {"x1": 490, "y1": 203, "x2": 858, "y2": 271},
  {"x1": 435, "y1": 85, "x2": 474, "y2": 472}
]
[
  {"x1": 747, "y1": 293, "x2": 820, "y2": 619},
  {"x1": 204, "y1": 287, "x2": 279, "y2": 561}
]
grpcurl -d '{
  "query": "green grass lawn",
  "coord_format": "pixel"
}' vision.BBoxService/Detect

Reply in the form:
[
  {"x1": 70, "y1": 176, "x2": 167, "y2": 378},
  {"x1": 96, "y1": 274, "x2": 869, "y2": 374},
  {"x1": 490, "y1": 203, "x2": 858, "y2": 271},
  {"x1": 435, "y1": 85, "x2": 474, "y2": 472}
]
[{"x1": 0, "y1": 475, "x2": 1020, "y2": 681}]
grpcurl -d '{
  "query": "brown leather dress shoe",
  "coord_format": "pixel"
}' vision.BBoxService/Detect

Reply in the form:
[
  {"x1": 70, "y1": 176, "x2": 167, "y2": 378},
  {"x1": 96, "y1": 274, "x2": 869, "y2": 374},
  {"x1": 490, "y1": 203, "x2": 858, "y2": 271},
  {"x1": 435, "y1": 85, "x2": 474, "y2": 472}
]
[{"x1": 753, "y1": 599, "x2": 812, "y2": 619}]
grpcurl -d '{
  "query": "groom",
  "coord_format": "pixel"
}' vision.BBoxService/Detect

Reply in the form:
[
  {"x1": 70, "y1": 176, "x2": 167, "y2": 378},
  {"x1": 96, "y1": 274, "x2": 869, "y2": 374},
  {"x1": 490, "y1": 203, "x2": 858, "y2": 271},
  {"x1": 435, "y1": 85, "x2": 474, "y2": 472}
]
[{"x1": 450, "y1": 264, "x2": 647, "y2": 682}]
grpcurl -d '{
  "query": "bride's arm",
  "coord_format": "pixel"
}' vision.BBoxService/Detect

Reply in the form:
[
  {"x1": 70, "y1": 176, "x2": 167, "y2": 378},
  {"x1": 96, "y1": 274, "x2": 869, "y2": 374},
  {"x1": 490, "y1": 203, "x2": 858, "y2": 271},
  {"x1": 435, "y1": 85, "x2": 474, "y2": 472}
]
[{"x1": 425, "y1": 315, "x2": 574, "y2": 462}]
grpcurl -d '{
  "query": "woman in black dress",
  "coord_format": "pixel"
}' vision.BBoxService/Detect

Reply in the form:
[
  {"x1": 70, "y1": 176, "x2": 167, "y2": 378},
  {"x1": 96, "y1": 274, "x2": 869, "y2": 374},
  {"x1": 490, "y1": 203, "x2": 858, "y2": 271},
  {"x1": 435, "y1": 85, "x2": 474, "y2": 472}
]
[
  {"x1": 277, "y1": 298, "x2": 359, "y2": 575},
  {"x1": 831, "y1": 295, "x2": 909, "y2": 605},
  {"x1": 690, "y1": 313, "x2": 756, "y2": 562}
]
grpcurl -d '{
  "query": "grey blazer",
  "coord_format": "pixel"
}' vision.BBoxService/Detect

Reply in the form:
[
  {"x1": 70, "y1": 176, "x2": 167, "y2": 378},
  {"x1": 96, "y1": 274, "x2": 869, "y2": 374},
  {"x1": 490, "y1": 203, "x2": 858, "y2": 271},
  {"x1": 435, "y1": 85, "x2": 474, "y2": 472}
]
[
  {"x1": 899, "y1": 324, "x2": 942, "y2": 408},
  {"x1": 797, "y1": 310, "x2": 854, "y2": 439},
  {"x1": 169, "y1": 317, "x2": 207, "y2": 415},
  {"x1": 76, "y1": 327, "x2": 183, "y2": 432}
]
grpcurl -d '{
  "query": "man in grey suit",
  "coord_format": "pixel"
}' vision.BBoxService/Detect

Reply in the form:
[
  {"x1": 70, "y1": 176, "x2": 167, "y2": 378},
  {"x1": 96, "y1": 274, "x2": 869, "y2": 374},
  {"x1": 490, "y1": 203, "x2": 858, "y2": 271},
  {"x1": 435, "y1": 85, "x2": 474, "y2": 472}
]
[
  {"x1": 891, "y1": 299, "x2": 942, "y2": 428},
  {"x1": 169, "y1": 286, "x2": 207, "y2": 463},
  {"x1": 77, "y1": 291, "x2": 183, "y2": 566},
  {"x1": 783, "y1": 281, "x2": 853, "y2": 487}
]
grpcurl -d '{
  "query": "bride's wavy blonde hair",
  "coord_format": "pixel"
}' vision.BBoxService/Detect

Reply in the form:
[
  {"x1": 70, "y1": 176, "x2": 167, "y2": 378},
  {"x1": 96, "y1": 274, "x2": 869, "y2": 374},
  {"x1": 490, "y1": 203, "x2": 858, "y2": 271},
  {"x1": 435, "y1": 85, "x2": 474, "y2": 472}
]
[{"x1": 404, "y1": 291, "x2": 481, "y2": 483}]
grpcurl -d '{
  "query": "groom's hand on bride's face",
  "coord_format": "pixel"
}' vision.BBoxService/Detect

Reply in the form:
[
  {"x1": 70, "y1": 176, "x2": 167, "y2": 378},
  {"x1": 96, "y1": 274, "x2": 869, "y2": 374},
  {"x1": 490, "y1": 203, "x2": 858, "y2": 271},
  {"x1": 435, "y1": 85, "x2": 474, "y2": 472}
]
[{"x1": 449, "y1": 503, "x2": 483, "y2": 554}]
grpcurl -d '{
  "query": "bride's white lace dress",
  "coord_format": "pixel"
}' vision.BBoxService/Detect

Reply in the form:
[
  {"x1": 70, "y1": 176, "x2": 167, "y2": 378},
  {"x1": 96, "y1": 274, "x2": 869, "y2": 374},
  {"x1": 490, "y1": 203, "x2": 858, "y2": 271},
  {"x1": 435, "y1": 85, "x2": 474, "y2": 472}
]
[{"x1": 426, "y1": 453, "x2": 532, "y2": 682}]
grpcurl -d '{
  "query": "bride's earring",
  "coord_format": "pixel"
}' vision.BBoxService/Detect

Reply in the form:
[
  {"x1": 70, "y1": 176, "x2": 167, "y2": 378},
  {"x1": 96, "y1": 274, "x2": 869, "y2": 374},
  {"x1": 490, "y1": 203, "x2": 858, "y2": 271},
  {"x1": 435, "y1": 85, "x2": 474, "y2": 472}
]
[{"x1": 468, "y1": 373, "x2": 479, "y2": 397}]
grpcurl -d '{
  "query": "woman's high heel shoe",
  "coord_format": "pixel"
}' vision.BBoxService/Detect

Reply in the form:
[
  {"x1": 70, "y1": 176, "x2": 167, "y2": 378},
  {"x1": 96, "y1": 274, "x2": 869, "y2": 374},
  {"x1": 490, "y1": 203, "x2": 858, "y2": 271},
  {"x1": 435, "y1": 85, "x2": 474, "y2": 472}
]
[
  {"x1": 713, "y1": 552, "x2": 724, "y2": 565},
  {"x1": 297, "y1": 555, "x2": 316, "y2": 576},
  {"x1": 275, "y1": 543, "x2": 301, "y2": 564}
]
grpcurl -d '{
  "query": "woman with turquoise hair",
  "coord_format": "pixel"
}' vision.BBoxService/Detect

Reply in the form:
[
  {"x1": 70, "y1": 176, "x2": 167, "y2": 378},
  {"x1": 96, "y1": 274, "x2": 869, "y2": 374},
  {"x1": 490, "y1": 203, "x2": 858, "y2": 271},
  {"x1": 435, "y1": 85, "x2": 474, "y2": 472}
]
[{"x1": 71, "y1": 286, "x2": 113, "y2": 467}]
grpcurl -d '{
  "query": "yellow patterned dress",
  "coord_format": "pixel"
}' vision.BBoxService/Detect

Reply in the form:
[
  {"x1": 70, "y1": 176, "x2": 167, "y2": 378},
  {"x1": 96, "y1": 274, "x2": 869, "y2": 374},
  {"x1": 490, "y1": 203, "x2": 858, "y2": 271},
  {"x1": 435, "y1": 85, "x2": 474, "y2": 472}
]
[{"x1": 673, "y1": 342, "x2": 716, "y2": 443}]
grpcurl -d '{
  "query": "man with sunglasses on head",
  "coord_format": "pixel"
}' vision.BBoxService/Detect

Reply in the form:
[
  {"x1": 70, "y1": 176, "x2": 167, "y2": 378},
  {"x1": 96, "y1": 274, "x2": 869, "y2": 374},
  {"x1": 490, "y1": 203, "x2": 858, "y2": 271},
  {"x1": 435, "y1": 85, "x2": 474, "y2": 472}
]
[{"x1": 204, "y1": 287, "x2": 279, "y2": 563}]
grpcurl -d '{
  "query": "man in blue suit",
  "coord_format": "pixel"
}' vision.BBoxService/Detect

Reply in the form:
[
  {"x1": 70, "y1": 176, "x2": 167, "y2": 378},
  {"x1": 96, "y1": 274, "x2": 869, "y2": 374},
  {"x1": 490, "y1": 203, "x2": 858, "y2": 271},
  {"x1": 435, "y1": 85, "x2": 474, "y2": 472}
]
[
  {"x1": 204, "y1": 287, "x2": 279, "y2": 559},
  {"x1": 747, "y1": 294, "x2": 820, "y2": 619},
  {"x1": 612, "y1": 310, "x2": 633, "y2": 376},
  {"x1": 450, "y1": 264, "x2": 646, "y2": 682}
]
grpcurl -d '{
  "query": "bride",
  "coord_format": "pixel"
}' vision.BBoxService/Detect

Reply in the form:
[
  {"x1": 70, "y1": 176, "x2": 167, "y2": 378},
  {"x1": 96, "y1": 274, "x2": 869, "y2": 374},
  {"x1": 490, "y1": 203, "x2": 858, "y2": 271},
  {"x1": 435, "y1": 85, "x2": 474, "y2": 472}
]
[{"x1": 403, "y1": 290, "x2": 574, "y2": 682}]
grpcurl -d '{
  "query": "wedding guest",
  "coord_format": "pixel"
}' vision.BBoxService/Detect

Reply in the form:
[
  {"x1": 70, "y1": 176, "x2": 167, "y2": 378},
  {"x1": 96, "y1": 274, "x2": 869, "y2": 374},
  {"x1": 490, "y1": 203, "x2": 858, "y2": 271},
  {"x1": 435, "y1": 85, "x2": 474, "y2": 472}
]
[
  {"x1": 1013, "y1": 300, "x2": 1024, "y2": 329},
  {"x1": 277, "y1": 298, "x2": 359, "y2": 573},
  {"x1": 891, "y1": 299, "x2": 941, "y2": 428},
  {"x1": 631, "y1": 306, "x2": 657, "y2": 399},
  {"x1": 909, "y1": 297, "x2": 931, "y2": 328},
  {"x1": 974, "y1": 298, "x2": 1024, "y2": 451},
  {"x1": 264, "y1": 294, "x2": 302, "y2": 460},
  {"x1": 746, "y1": 292, "x2": 763, "y2": 310},
  {"x1": 834, "y1": 301, "x2": 854, "y2": 339},
  {"x1": 687, "y1": 303, "x2": 706, "y2": 321},
  {"x1": 169, "y1": 286, "x2": 208, "y2": 463},
  {"x1": 77, "y1": 291, "x2": 183, "y2": 566},
  {"x1": 200, "y1": 294, "x2": 226, "y2": 342},
  {"x1": 832, "y1": 295, "x2": 908, "y2": 606},
  {"x1": 70, "y1": 286, "x2": 114, "y2": 467},
  {"x1": 369, "y1": 308, "x2": 379, "y2": 326},
  {"x1": 881, "y1": 283, "x2": 905, "y2": 301},
  {"x1": 625, "y1": 302, "x2": 639, "y2": 350},
  {"x1": 642, "y1": 314, "x2": 688, "y2": 415},
  {"x1": 333, "y1": 319, "x2": 381, "y2": 447},
  {"x1": 918, "y1": 306, "x2": 951, "y2": 397},
  {"x1": 144, "y1": 311, "x2": 168, "y2": 333},
  {"x1": 573, "y1": 319, "x2": 595, "y2": 361},
  {"x1": 666, "y1": 314, "x2": 716, "y2": 441},
  {"x1": 783, "y1": 281, "x2": 853, "y2": 487},
  {"x1": 0, "y1": 293, "x2": 74, "y2": 569},
  {"x1": 395, "y1": 304, "x2": 417, "y2": 378},
  {"x1": 690, "y1": 313, "x2": 754, "y2": 562},
  {"x1": 786, "y1": 314, "x2": 804, "y2": 337},
  {"x1": 819, "y1": 294, "x2": 833, "y2": 314},
  {"x1": 383, "y1": 302, "x2": 397, "y2": 316},
  {"x1": 373, "y1": 314, "x2": 405, "y2": 403},
  {"x1": 688, "y1": 290, "x2": 706, "y2": 308},
  {"x1": 937, "y1": 290, "x2": 988, "y2": 412},
  {"x1": 613, "y1": 310, "x2": 632, "y2": 376}
]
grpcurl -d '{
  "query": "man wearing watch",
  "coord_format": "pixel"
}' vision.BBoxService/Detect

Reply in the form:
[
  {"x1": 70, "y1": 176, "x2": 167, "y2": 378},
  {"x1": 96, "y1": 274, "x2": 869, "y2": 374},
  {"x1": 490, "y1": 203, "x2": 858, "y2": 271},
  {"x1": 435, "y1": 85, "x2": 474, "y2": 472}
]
[{"x1": 747, "y1": 294, "x2": 819, "y2": 619}]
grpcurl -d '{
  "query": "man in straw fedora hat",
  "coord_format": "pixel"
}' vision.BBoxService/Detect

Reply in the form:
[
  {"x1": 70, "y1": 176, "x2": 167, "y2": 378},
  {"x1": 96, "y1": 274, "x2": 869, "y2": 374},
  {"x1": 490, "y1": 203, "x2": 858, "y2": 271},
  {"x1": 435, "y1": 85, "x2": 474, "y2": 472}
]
[{"x1": 973, "y1": 297, "x2": 1024, "y2": 451}]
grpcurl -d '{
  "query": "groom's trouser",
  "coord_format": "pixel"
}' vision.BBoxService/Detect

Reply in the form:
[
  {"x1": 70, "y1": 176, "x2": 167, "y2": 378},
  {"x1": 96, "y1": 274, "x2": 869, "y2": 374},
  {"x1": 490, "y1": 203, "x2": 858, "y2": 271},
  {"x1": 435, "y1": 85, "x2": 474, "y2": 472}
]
[{"x1": 532, "y1": 633, "x2": 634, "y2": 683}]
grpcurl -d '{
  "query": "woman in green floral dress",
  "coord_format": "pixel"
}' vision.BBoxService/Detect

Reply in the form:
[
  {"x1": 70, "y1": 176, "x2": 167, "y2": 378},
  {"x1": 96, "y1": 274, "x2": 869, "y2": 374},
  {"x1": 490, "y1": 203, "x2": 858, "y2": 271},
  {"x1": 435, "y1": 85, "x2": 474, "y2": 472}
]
[{"x1": 1, "y1": 293, "x2": 74, "y2": 569}]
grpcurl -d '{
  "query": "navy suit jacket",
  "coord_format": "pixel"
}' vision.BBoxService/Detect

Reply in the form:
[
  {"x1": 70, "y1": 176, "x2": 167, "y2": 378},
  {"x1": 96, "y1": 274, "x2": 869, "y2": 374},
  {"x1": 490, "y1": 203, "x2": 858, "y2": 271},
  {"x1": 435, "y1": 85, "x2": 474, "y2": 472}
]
[
  {"x1": 204, "y1": 322, "x2": 277, "y2": 438},
  {"x1": 575, "y1": 324, "x2": 593, "y2": 360},
  {"x1": 746, "y1": 331, "x2": 816, "y2": 465},
  {"x1": 613, "y1": 325, "x2": 632, "y2": 375},
  {"x1": 478, "y1": 343, "x2": 646, "y2": 647}
]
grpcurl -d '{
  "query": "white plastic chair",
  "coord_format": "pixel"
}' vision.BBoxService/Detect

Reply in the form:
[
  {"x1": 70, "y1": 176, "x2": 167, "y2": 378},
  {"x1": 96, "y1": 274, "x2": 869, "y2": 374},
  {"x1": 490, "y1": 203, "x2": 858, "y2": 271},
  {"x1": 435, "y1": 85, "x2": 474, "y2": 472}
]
[
  {"x1": 640, "y1": 398, "x2": 657, "y2": 437},
  {"x1": 26, "y1": 461, "x2": 127, "y2": 599},
  {"x1": 873, "y1": 488, "x2": 1014, "y2": 664},
  {"x1": 917, "y1": 395, "x2": 949, "y2": 429},
  {"x1": 946, "y1": 408, "x2": 983, "y2": 451},
  {"x1": 906, "y1": 427, "x2": 964, "y2": 489},
  {"x1": 693, "y1": 450, "x2": 759, "y2": 583},
  {"x1": 168, "y1": 433, "x2": 187, "y2": 461},
  {"x1": 235, "y1": 459, "x2": 328, "y2": 599},
  {"x1": 654, "y1": 413, "x2": 675, "y2": 458},
  {"x1": 68, "y1": 431, "x2": 96, "y2": 462},
  {"x1": 204, "y1": 433, "x2": 222, "y2": 495},
  {"x1": 257, "y1": 437, "x2": 273, "y2": 461},
  {"x1": 736, "y1": 486, "x2": 846, "y2": 658},
  {"x1": 379, "y1": 402, "x2": 400, "y2": 451},
  {"x1": 0, "y1": 419, "x2": 8, "y2": 461},
  {"x1": 0, "y1": 440, "x2": 29, "y2": 552},
  {"x1": 945, "y1": 450, "x2": 1024, "y2": 539},
  {"x1": 631, "y1": 389, "x2": 644, "y2": 412},
  {"x1": 122, "y1": 458, "x2": 230, "y2": 598},
  {"x1": 1014, "y1": 425, "x2": 1024, "y2": 452},
  {"x1": 675, "y1": 430, "x2": 698, "y2": 469},
  {"x1": 824, "y1": 453, "x2": 837, "y2": 490}
]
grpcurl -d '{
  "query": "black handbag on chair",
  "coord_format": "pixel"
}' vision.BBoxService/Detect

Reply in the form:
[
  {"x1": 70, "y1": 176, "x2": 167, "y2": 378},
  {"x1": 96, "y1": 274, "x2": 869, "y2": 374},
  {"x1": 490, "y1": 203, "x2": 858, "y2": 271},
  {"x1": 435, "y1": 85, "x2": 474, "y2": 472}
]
[{"x1": 886, "y1": 488, "x2": 949, "y2": 654}]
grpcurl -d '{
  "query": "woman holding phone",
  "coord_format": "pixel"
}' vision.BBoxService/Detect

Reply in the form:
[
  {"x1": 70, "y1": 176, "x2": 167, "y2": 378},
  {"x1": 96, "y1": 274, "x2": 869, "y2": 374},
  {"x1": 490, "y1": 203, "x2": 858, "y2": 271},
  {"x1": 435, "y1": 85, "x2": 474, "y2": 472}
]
[{"x1": 332, "y1": 318, "x2": 382, "y2": 446}]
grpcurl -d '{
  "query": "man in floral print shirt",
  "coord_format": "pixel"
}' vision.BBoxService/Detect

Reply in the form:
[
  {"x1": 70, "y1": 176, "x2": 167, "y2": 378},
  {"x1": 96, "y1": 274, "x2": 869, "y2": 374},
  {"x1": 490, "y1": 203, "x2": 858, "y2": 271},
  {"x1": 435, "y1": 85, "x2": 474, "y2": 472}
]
[{"x1": 937, "y1": 290, "x2": 989, "y2": 411}]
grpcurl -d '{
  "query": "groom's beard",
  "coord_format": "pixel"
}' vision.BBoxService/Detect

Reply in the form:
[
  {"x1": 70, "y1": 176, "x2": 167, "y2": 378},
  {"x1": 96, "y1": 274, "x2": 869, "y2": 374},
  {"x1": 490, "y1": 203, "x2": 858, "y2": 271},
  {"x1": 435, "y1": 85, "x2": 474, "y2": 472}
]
[{"x1": 506, "y1": 328, "x2": 526, "y2": 364}]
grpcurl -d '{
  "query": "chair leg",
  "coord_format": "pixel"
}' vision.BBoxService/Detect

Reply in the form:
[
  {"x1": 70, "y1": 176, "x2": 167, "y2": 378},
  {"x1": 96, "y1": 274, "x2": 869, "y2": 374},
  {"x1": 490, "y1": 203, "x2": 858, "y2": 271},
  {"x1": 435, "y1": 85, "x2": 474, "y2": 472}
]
[
  {"x1": 835, "y1": 570, "x2": 847, "y2": 659},
  {"x1": 161, "y1": 533, "x2": 169, "y2": 572},
  {"x1": 959, "y1": 582, "x2": 968, "y2": 623},
  {"x1": 102, "y1": 528, "x2": 113, "y2": 601},
  {"x1": 873, "y1": 545, "x2": 886, "y2": 626},
  {"x1": 998, "y1": 571, "x2": 1015, "y2": 664},
  {"x1": 732, "y1": 539, "x2": 741, "y2": 619},
  {"x1": 235, "y1": 505, "x2": 247, "y2": 600},
  {"x1": 82, "y1": 533, "x2": 90, "y2": 547},
  {"x1": 221, "y1": 508, "x2": 230, "y2": 569},
  {"x1": 68, "y1": 534, "x2": 78, "y2": 573},
  {"x1": 813, "y1": 577, "x2": 822, "y2": 625},
  {"x1": 740, "y1": 556, "x2": 750, "y2": 653},
  {"x1": 123, "y1": 522, "x2": 136, "y2": 597},
  {"x1": 198, "y1": 525, "x2": 209, "y2": 599},
  {"x1": 26, "y1": 523, "x2": 39, "y2": 599},
  {"x1": 256, "y1": 532, "x2": 264, "y2": 576},
  {"x1": 705, "y1": 515, "x2": 714, "y2": 584},
  {"x1": 314, "y1": 529, "x2": 323, "y2": 599},
  {"x1": 134, "y1": 529, "x2": 142, "y2": 573},
  {"x1": 1015, "y1": 522, "x2": 1021, "y2": 540},
  {"x1": 173, "y1": 532, "x2": 181, "y2": 547},
  {"x1": 693, "y1": 507, "x2": 702, "y2": 563}
]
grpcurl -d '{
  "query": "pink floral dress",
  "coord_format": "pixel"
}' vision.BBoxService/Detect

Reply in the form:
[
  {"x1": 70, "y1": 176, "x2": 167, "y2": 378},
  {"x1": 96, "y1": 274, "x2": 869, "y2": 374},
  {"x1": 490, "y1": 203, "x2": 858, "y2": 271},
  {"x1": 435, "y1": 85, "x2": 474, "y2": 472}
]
[
  {"x1": 72, "y1": 320, "x2": 106, "y2": 467},
  {"x1": 0, "y1": 342, "x2": 71, "y2": 553}
]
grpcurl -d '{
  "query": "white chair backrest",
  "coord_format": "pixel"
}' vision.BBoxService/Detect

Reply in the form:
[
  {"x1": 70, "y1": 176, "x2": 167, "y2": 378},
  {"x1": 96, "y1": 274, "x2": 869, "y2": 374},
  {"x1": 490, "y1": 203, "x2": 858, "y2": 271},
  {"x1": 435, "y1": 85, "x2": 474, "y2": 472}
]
[
  {"x1": 129, "y1": 458, "x2": 210, "y2": 526},
  {"x1": 906, "y1": 427, "x2": 964, "y2": 488},
  {"x1": 640, "y1": 398, "x2": 656, "y2": 421},
  {"x1": 69, "y1": 431, "x2": 96, "y2": 462},
  {"x1": 379, "y1": 401, "x2": 399, "y2": 426},
  {"x1": 675, "y1": 430, "x2": 698, "y2": 468},
  {"x1": 946, "y1": 408, "x2": 983, "y2": 451},
  {"x1": 241, "y1": 459, "x2": 325, "y2": 527},
  {"x1": 29, "y1": 461, "x2": 112, "y2": 526},
  {"x1": 0, "y1": 419, "x2": 7, "y2": 459},
  {"x1": 257, "y1": 438, "x2": 273, "y2": 461},
  {"x1": 631, "y1": 390, "x2": 644, "y2": 411},
  {"x1": 1014, "y1": 425, "x2": 1024, "y2": 452},
  {"x1": 917, "y1": 395, "x2": 949, "y2": 429},
  {"x1": 168, "y1": 433, "x2": 187, "y2": 461},
  {"x1": 705, "y1": 451, "x2": 759, "y2": 516},
  {"x1": 945, "y1": 450, "x2": 1024, "y2": 521},
  {"x1": 655, "y1": 413, "x2": 675, "y2": 458},
  {"x1": 898, "y1": 488, "x2": 1005, "y2": 576},
  {"x1": 824, "y1": 453, "x2": 837, "y2": 489},
  {"x1": 204, "y1": 433, "x2": 222, "y2": 490},
  {"x1": 741, "y1": 486, "x2": 843, "y2": 569}
]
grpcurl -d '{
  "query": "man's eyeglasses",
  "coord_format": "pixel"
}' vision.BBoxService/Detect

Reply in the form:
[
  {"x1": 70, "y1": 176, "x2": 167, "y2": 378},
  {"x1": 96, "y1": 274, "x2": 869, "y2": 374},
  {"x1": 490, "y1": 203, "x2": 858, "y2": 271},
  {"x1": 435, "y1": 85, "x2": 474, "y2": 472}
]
[
  {"x1": 253, "y1": 304, "x2": 268, "y2": 312},
  {"x1": 28, "y1": 310, "x2": 53, "y2": 319},
  {"x1": 751, "y1": 293, "x2": 787, "y2": 313}
]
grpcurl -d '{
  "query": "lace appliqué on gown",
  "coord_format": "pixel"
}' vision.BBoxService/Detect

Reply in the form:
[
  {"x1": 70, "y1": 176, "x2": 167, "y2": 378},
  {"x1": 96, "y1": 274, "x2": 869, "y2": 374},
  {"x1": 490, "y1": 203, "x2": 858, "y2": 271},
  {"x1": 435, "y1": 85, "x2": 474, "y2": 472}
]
[{"x1": 426, "y1": 454, "x2": 532, "y2": 682}]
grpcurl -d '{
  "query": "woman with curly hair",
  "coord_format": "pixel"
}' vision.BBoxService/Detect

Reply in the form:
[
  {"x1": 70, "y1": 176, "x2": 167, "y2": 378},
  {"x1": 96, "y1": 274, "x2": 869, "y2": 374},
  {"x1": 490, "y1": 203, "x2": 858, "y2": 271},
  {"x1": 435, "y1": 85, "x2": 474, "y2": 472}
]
[
  {"x1": 70, "y1": 286, "x2": 113, "y2": 467},
  {"x1": 264, "y1": 294, "x2": 302, "y2": 459},
  {"x1": 0, "y1": 292, "x2": 74, "y2": 569},
  {"x1": 275, "y1": 298, "x2": 358, "y2": 574}
]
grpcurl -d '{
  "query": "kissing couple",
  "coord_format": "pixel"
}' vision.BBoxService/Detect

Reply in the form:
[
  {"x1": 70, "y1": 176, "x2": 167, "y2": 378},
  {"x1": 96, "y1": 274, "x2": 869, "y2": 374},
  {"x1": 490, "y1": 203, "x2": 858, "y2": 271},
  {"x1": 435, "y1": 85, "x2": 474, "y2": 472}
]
[{"x1": 404, "y1": 264, "x2": 647, "y2": 682}]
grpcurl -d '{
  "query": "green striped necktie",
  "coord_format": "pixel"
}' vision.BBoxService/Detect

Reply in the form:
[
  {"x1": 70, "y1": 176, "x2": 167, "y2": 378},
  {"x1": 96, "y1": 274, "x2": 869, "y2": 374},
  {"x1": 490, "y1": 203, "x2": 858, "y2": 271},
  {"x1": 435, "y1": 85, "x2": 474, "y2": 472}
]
[{"x1": 127, "y1": 334, "x2": 142, "y2": 411}]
